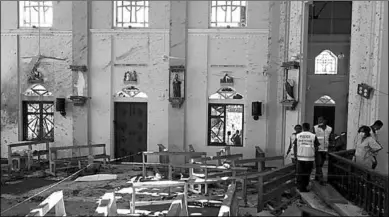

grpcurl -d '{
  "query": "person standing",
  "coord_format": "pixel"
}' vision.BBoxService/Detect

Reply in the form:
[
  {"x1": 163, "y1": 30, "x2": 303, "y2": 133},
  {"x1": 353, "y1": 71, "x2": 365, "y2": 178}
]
[
  {"x1": 369, "y1": 120, "x2": 384, "y2": 169},
  {"x1": 293, "y1": 123, "x2": 320, "y2": 192},
  {"x1": 313, "y1": 116, "x2": 332, "y2": 185},
  {"x1": 286, "y1": 124, "x2": 302, "y2": 164},
  {"x1": 353, "y1": 126, "x2": 383, "y2": 169}
]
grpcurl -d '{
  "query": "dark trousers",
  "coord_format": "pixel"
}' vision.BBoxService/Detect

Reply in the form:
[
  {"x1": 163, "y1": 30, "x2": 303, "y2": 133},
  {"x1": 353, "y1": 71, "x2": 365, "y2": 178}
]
[
  {"x1": 315, "y1": 151, "x2": 327, "y2": 181},
  {"x1": 296, "y1": 160, "x2": 314, "y2": 191}
]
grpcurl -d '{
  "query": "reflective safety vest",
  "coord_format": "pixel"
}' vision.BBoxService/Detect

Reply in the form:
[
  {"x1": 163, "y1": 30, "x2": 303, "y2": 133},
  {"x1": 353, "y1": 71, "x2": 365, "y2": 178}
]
[
  {"x1": 296, "y1": 132, "x2": 316, "y2": 161},
  {"x1": 314, "y1": 125, "x2": 332, "y2": 152}
]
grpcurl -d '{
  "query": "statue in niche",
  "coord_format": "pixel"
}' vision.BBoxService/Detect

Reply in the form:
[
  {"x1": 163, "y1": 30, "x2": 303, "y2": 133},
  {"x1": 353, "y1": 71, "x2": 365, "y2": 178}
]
[
  {"x1": 123, "y1": 70, "x2": 138, "y2": 83},
  {"x1": 285, "y1": 79, "x2": 295, "y2": 100},
  {"x1": 173, "y1": 73, "x2": 182, "y2": 98},
  {"x1": 28, "y1": 65, "x2": 44, "y2": 83},
  {"x1": 220, "y1": 74, "x2": 233, "y2": 84}
]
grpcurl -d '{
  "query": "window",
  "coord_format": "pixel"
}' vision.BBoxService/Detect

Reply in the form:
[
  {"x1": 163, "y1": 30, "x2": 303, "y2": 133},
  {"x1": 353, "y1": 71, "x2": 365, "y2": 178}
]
[
  {"x1": 314, "y1": 50, "x2": 338, "y2": 74},
  {"x1": 23, "y1": 101, "x2": 54, "y2": 141},
  {"x1": 209, "y1": 87, "x2": 243, "y2": 100},
  {"x1": 24, "y1": 84, "x2": 53, "y2": 96},
  {"x1": 114, "y1": 1, "x2": 149, "y2": 28},
  {"x1": 19, "y1": 1, "x2": 53, "y2": 27},
  {"x1": 210, "y1": 1, "x2": 247, "y2": 28},
  {"x1": 114, "y1": 86, "x2": 148, "y2": 98},
  {"x1": 314, "y1": 95, "x2": 335, "y2": 105},
  {"x1": 208, "y1": 104, "x2": 244, "y2": 146}
]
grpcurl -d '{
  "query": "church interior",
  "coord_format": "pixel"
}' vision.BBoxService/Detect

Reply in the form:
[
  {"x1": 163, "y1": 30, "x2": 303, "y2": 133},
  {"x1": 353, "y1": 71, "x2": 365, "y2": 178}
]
[{"x1": 1, "y1": 1, "x2": 388, "y2": 216}]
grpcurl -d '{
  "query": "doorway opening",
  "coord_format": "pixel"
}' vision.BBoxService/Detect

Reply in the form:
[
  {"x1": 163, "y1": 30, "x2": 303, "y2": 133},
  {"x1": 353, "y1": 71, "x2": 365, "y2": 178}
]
[
  {"x1": 313, "y1": 95, "x2": 336, "y2": 130},
  {"x1": 114, "y1": 102, "x2": 148, "y2": 163}
]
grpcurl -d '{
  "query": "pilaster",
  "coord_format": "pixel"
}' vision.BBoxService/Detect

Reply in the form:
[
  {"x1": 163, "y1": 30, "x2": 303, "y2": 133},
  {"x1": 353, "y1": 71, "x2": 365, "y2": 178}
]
[
  {"x1": 71, "y1": 1, "x2": 89, "y2": 153},
  {"x1": 168, "y1": 1, "x2": 187, "y2": 163}
]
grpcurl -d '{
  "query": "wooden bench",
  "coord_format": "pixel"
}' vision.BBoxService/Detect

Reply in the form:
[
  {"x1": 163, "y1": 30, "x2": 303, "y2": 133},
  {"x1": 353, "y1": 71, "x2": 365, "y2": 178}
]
[
  {"x1": 49, "y1": 144, "x2": 110, "y2": 176},
  {"x1": 8, "y1": 140, "x2": 50, "y2": 172},
  {"x1": 26, "y1": 190, "x2": 66, "y2": 216}
]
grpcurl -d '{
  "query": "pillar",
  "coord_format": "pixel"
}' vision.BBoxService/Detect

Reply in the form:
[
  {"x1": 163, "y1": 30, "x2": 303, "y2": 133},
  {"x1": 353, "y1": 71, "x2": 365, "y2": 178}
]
[
  {"x1": 168, "y1": 1, "x2": 187, "y2": 163},
  {"x1": 71, "y1": 1, "x2": 89, "y2": 154},
  {"x1": 347, "y1": 1, "x2": 386, "y2": 148}
]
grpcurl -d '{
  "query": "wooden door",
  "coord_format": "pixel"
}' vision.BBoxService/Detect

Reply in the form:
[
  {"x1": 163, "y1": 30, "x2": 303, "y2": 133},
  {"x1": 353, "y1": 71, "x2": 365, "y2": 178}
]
[{"x1": 114, "y1": 102, "x2": 147, "y2": 162}]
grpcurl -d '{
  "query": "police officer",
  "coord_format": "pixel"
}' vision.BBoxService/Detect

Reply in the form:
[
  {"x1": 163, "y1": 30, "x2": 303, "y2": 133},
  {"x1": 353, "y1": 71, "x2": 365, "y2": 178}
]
[{"x1": 293, "y1": 123, "x2": 320, "y2": 192}]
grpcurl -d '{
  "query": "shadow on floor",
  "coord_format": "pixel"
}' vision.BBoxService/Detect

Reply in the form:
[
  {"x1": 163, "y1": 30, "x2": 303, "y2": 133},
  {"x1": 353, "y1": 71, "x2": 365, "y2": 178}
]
[{"x1": 1, "y1": 178, "x2": 56, "y2": 195}]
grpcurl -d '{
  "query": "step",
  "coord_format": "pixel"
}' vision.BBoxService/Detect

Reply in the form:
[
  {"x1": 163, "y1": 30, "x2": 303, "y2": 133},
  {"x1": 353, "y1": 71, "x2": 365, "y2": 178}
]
[
  {"x1": 298, "y1": 190, "x2": 339, "y2": 216},
  {"x1": 311, "y1": 181, "x2": 348, "y2": 204}
]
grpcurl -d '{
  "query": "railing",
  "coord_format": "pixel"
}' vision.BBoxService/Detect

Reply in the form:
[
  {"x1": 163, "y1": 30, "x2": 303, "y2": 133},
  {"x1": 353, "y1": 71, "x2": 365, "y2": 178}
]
[{"x1": 328, "y1": 149, "x2": 389, "y2": 217}]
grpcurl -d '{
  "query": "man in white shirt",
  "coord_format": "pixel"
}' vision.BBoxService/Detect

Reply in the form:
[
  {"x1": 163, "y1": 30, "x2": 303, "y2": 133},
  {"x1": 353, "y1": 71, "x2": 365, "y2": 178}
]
[
  {"x1": 313, "y1": 116, "x2": 333, "y2": 185},
  {"x1": 286, "y1": 124, "x2": 302, "y2": 164},
  {"x1": 293, "y1": 123, "x2": 320, "y2": 192},
  {"x1": 369, "y1": 120, "x2": 384, "y2": 169}
]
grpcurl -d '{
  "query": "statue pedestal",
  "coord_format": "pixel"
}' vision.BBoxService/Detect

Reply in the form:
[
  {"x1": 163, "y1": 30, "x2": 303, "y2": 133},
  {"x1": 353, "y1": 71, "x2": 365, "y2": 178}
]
[
  {"x1": 281, "y1": 99, "x2": 298, "y2": 110},
  {"x1": 169, "y1": 97, "x2": 185, "y2": 108}
]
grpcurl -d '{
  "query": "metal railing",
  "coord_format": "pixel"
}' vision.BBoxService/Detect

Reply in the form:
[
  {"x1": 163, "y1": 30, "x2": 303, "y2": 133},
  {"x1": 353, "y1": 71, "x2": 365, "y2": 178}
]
[{"x1": 328, "y1": 149, "x2": 388, "y2": 217}]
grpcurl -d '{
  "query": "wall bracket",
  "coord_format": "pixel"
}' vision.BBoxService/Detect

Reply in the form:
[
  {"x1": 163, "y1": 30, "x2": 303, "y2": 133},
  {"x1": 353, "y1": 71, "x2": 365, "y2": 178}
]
[{"x1": 69, "y1": 65, "x2": 88, "y2": 72}]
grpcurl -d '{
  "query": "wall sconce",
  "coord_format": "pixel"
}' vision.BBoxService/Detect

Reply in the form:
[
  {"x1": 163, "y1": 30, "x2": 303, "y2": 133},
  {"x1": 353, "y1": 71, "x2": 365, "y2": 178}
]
[
  {"x1": 56, "y1": 98, "x2": 66, "y2": 116},
  {"x1": 252, "y1": 101, "x2": 263, "y2": 120}
]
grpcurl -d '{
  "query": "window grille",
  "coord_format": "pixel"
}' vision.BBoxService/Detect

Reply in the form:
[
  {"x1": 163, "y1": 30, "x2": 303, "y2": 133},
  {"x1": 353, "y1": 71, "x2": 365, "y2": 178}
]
[
  {"x1": 19, "y1": 1, "x2": 53, "y2": 27},
  {"x1": 210, "y1": 1, "x2": 247, "y2": 28},
  {"x1": 23, "y1": 101, "x2": 54, "y2": 141},
  {"x1": 208, "y1": 104, "x2": 244, "y2": 146},
  {"x1": 114, "y1": 1, "x2": 149, "y2": 28},
  {"x1": 314, "y1": 50, "x2": 338, "y2": 74}
]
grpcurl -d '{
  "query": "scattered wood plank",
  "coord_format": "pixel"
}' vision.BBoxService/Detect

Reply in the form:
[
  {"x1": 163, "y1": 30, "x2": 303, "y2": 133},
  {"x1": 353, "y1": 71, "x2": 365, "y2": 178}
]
[
  {"x1": 26, "y1": 191, "x2": 66, "y2": 217},
  {"x1": 298, "y1": 191, "x2": 339, "y2": 216},
  {"x1": 166, "y1": 194, "x2": 188, "y2": 216},
  {"x1": 311, "y1": 181, "x2": 348, "y2": 204},
  {"x1": 94, "y1": 192, "x2": 117, "y2": 216}
]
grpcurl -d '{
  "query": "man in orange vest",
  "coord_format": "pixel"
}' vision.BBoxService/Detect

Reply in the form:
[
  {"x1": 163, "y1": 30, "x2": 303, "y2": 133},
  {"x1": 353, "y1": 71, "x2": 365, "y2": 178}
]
[
  {"x1": 293, "y1": 123, "x2": 320, "y2": 192},
  {"x1": 313, "y1": 116, "x2": 333, "y2": 185}
]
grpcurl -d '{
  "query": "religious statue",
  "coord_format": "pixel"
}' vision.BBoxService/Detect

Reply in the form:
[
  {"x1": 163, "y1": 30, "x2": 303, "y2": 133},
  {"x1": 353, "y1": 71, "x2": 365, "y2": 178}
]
[
  {"x1": 173, "y1": 74, "x2": 182, "y2": 98},
  {"x1": 285, "y1": 79, "x2": 295, "y2": 100},
  {"x1": 28, "y1": 65, "x2": 44, "y2": 83},
  {"x1": 123, "y1": 70, "x2": 138, "y2": 83}
]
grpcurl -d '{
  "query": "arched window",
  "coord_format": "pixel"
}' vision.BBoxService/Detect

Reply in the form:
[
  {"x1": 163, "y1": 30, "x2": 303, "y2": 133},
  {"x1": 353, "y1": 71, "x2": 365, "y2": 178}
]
[
  {"x1": 314, "y1": 95, "x2": 335, "y2": 105},
  {"x1": 209, "y1": 87, "x2": 243, "y2": 100},
  {"x1": 314, "y1": 50, "x2": 338, "y2": 75},
  {"x1": 114, "y1": 86, "x2": 148, "y2": 98},
  {"x1": 24, "y1": 84, "x2": 53, "y2": 96}
]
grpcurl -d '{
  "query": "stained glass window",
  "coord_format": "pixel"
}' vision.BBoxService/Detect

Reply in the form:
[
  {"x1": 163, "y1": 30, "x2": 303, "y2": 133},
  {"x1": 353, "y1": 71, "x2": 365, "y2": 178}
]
[
  {"x1": 114, "y1": 1, "x2": 149, "y2": 28},
  {"x1": 210, "y1": 1, "x2": 247, "y2": 28},
  {"x1": 115, "y1": 86, "x2": 148, "y2": 98},
  {"x1": 314, "y1": 50, "x2": 338, "y2": 74},
  {"x1": 208, "y1": 104, "x2": 244, "y2": 146},
  {"x1": 19, "y1": 1, "x2": 53, "y2": 27},
  {"x1": 209, "y1": 87, "x2": 243, "y2": 99},
  {"x1": 24, "y1": 84, "x2": 53, "y2": 96},
  {"x1": 314, "y1": 95, "x2": 335, "y2": 104},
  {"x1": 23, "y1": 101, "x2": 54, "y2": 141}
]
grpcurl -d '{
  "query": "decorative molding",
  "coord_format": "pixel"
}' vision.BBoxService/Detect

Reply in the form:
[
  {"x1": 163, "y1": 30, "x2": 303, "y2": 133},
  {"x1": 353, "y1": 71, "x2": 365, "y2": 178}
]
[
  {"x1": 188, "y1": 28, "x2": 268, "y2": 35},
  {"x1": 0, "y1": 29, "x2": 72, "y2": 36},
  {"x1": 90, "y1": 29, "x2": 169, "y2": 34}
]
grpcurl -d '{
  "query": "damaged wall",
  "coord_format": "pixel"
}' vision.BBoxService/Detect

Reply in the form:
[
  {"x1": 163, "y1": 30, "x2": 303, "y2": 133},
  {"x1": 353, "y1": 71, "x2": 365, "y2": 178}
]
[{"x1": 1, "y1": 0, "x2": 74, "y2": 157}]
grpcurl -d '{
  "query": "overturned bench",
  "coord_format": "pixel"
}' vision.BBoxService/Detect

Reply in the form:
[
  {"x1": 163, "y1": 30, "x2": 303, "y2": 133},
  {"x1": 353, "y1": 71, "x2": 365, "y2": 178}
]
[{"x1": 49, "y1": 144, "x2": 110, "y2": 176}]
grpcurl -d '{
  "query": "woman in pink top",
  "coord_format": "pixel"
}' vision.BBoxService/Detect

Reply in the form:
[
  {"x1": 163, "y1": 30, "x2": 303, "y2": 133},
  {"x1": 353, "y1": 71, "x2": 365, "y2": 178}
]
[{"x1": 353, "y1": 126, "x2": 383, "y2": 170}]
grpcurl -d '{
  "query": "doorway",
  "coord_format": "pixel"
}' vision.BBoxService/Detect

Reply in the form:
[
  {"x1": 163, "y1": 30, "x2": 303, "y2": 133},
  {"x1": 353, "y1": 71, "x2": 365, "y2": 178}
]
[
  {"x1": 114, "y1": 102, "x2": 148, "y2": 162},
  {"x1": 313, "y1": 106, "x2": 335, "y2": 130}
]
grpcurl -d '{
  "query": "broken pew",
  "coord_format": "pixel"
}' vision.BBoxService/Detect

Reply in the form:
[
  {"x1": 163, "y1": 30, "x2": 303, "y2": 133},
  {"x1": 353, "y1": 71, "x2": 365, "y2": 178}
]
[
  {"x1": 49, "y1": 144, "x2": 110, "y2": 176},
  {"x1": 142, "y1": 151, "x2": 206, "y2": 180},
  {"x1": 218, "y1": 183, "x2": 239, "y2": 217},
  {"x1": 26, "y1": 190, "x2": 66, "y2": 216},
  {"x1": 8, "y1": 140, "x2": 51, "y2": 172},
  {"x1": 257, "y1": 163, "x2": 296, "y2": 212}
]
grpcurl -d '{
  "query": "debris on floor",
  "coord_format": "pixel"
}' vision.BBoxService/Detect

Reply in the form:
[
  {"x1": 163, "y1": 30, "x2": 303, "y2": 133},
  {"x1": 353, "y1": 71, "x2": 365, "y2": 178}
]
[{"x1": 74, "y1": 174, "x2": 117, "y2": 182}]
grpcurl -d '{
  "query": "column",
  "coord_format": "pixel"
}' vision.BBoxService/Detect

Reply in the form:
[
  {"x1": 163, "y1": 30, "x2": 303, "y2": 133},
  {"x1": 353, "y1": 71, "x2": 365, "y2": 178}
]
[
  {"x1": 71, "y1": 1, "x2": 89, "y2": 154},
  {"x1": 168, "y1": 1, "x2": 187, "y2": 164},
  {"x1": 347, "y1": 1, "x2": 386, "y2": 149}
]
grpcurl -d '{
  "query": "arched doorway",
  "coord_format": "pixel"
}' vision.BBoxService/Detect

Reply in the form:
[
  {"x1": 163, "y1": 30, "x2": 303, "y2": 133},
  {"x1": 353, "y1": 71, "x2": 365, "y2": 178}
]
[{"x1": 313, "y1": 95, "x2": 336, "y2": 130}]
